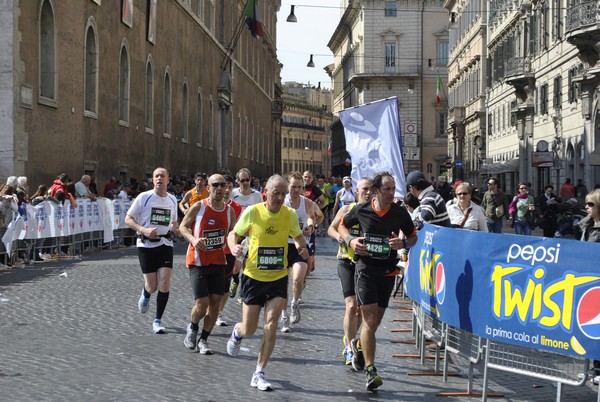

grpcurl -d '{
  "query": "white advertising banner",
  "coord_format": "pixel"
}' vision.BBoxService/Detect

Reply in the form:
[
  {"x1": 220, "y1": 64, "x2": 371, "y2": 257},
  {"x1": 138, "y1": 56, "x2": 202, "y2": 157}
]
[{"x1": 339, "y1": 97, "x2": 406, "y2": 198}]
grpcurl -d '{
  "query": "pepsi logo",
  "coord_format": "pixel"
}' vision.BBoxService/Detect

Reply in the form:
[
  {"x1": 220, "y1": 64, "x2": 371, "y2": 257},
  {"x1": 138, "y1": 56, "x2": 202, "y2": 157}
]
[
  {"x1": 577, "y1": 287, "x2": 600, "y2": 339},
  {"x1": 435, "y1": 261, "x2": 446, "y2": 304}
]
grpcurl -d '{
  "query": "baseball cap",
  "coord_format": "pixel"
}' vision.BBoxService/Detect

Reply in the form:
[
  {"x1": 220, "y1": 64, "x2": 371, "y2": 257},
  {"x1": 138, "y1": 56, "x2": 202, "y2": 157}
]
[
  {"x1": 343, "y1": 176, "x2": 352, "y2": 182},
  {"x1": 195, "y1": 172, "x2": 207, "y2": 179},
  {"x1": 406, "y1": 171, "x2": 427, "y2": 187}
]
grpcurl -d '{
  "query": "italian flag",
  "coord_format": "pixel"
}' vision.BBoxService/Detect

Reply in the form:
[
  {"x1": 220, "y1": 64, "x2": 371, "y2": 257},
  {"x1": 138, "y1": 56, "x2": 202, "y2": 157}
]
[
  {"x1": 436, "y1": 75, "x2": 443, "y2": 106},
  {"x1": 245, "y1": 0, "x2": 265, "y2": 38}
]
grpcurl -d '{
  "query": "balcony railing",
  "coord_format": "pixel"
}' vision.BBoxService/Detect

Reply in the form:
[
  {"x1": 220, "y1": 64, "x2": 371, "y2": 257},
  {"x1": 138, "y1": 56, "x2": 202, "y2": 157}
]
[
  {"x1": 566, "y1": 0, "x2": 598, "y2": 33},
  {"x1": 505, "y1": 57, "x2": 530, "y2": 78}
]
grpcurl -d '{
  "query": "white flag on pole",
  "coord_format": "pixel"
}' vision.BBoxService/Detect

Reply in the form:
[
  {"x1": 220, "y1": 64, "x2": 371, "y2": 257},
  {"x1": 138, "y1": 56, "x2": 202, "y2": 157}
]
[{"x1": 339, "y1": 97, "x2": 406, "y2": 198}]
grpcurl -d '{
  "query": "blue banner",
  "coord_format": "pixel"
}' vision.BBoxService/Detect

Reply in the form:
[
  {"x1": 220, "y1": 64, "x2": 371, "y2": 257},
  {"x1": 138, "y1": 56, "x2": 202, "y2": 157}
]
[{"x1": 405, "y1": 223, "x2": 600, "y2": 360}]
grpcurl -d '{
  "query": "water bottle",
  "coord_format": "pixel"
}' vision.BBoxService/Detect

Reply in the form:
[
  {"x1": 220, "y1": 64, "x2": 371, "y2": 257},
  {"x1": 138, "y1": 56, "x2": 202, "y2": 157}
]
[{"x1": 236, "y1": 238, "x2": 248, "y2": 262}]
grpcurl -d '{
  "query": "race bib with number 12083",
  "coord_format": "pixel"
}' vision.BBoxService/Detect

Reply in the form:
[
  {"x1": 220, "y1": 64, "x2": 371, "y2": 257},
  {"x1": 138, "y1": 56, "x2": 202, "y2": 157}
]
[
  {"x1": 203, "y1": 229, "x2": 226, "y2": 250},
  {"x1": 363, "y1": 233, "x2": 391, "y2": 259},
  {"x1": 257, "y1": 246, "x2": 285, "y2": 270}
]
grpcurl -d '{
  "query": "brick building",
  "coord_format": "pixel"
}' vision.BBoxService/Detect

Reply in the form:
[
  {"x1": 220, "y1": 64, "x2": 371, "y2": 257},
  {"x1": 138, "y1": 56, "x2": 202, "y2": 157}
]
[{"x1": 0, "y1": 0, "x2": 282, "y2": 187}]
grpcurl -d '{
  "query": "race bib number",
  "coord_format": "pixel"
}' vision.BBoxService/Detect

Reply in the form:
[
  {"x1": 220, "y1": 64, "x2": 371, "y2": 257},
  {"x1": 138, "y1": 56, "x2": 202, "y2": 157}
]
[
  {"x1": 342, "y1": 201, "x2": 352, "y2": 205},
  {"x1": 150, "y1": 208, "x2": 171, "y2": 226},
  {"x1": 257, "y1": 246, "x2": 285, "y2": 270},
  {"x1": 364, "y1": 233, "x2": 391, "y2": 259},
  {"x1": 350, "y1": 227, "x2": 361, "y2": 237},
  {"x1": 203, "y1": 228, "x2": 225, "y2": 250}
]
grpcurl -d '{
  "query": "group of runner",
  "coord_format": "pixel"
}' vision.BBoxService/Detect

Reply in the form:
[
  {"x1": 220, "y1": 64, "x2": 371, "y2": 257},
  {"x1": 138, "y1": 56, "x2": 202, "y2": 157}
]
[{"x1": 124, "y1": 166, "x2": 424, "y2": 392}]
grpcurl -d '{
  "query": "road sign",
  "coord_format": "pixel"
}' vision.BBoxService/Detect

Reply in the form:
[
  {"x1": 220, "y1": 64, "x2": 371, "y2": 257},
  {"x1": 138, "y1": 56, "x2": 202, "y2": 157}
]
[{"x1": 455, "y1": 160, "x2": 463, "y2": 168}]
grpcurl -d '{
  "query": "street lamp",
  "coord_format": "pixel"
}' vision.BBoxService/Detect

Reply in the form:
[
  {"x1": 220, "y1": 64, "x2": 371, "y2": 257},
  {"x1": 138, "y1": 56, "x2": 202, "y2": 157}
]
[{"x1": 286, "y1": 5, "x2": 298, "y2": 23}]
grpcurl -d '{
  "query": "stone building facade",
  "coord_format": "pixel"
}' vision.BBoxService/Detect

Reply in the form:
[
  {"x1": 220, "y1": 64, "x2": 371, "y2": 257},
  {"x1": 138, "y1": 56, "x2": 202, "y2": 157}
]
[
  {"x1": 0, "y1": 0, "x2": 282, "y2": 187},
  {"x1": 327, "y1": 0, "x2": 449, "y2": 179},
  {"x1": 281, "y1": 82, "x2": 332, "y2": 177},
  {"x1": 446, "y1": 0, "x2": 600, "y2": 194}
]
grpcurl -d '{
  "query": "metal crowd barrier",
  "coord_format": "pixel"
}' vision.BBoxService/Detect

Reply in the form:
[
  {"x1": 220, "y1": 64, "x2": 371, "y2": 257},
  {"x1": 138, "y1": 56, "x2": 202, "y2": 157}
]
[
  {"x1": 392, "y1": 299, "x2": 597, "y2": 401},
  {"x1": 482, "y1": 339, "x2": 593, "y2": 402}
]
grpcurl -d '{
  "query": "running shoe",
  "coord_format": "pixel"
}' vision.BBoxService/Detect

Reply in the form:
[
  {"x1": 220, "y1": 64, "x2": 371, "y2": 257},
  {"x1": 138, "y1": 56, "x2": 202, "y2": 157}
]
[
  {"x1": 197, "y1": 339, "x2": 213, "y2": 355},
  {"x1": 229, "y1": 280, "x2": 238, "y2": 298},
  {"x1": 250, "y1": 371, "x2": 273, "y2": 391},
  {"x1": 343, "y1": 346, "x2": 354, "y2": 365},
  {"x1": 216, "y1": 314, "x2": 227, "y2": 327},
  {"x1": 183, "y1": 323, "x2": 198, "y2": 351},
  {"x1": 152, "y1": 319, "x2": 165, "y2": 334},
  {"x1": 280, "y1": 314, "x2": 291, "y2": 333},
  {"x1": 227, "y1": 323, "x2": 242, "y2": 356},
  {"x1": 366, "y1": 365, "x2": 383, "y2": 391},
  {"x1": 290, "y1": 302, "x2": 301, "y2": 324},
  {"x1": 350, "y1": 338, "x2": 365, "y2": 371},
  {"x1": 138, "y1": 289, "x2": 149, "y2": 314}
]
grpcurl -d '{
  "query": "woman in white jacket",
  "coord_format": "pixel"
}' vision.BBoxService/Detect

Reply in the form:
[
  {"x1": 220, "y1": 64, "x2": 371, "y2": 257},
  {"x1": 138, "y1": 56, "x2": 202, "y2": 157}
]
[{"x1": 446, "y1": 182, "x2": 488, "y2": 232}]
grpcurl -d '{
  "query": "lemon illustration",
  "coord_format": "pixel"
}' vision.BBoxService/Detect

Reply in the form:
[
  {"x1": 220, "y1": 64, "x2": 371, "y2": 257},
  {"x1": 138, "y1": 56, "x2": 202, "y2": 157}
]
[{"x1": 570, "y1": 336, "x2": 587, "y2": 355}]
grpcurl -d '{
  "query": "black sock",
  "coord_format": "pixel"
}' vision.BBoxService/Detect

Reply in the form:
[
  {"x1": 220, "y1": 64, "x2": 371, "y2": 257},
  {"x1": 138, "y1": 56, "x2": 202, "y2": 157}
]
[
  {"x1": 191, "y1": 322, "x2": 199, "y2": 332},
  {"x1": 200, "y1": 330, "x2": 210, "y2": 340},
  {"x1": 155, "y1": 291, "x2": 169, "y2": 320},
  {"x1": 143, "y1": 287, "x2": 151, "y2": 299}
]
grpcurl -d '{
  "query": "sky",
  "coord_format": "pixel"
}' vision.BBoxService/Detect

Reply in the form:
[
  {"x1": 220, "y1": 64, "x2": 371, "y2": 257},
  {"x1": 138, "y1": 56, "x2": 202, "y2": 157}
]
[{"x1": 276, "y1": 1, "x2": 341, "y2": 90}]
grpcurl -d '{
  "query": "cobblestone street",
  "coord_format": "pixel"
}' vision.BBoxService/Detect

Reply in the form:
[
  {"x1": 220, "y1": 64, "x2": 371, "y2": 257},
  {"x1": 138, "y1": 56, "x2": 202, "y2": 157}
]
[{"x1": 0, "y1": 237, "x2": 597, "y2": 401}]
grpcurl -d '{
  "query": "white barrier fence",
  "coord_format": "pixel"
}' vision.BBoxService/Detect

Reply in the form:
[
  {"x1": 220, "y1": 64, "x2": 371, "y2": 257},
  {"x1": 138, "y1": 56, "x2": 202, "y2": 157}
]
[{"x1": 1, "y1": 199, "x2": 133, "y2": 260}]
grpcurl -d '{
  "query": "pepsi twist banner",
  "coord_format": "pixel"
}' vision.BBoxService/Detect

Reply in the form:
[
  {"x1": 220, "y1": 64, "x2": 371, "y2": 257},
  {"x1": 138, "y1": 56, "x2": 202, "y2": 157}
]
[
  {"x1": 339, "y1": 97, "x2": 406, "y2": 198},
  {"x1": 404, "y1": 223, "x2": 600, "y2": 360}
]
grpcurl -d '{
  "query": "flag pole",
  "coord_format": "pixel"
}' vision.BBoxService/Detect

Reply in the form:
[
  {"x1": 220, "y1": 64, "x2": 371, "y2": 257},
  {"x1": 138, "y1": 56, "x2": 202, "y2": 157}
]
[{"x1": 220, "y1": 0, "x2": 251, "y2": 72}]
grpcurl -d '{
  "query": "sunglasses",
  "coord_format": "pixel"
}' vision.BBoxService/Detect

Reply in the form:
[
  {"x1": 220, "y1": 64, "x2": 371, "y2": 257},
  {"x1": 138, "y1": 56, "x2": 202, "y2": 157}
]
[
  {"x1": 210, "y1": 182, "x2": 227, "y2": 188},
  {"x1": 586, "y1": 202, "x2": 596, "y2": 208},
  {"x1": 239, "y1": 178, "x2": 251, "y2": 183},
  {"x1": 456, "y1": 192, "x2": 469, "y2": 196}
]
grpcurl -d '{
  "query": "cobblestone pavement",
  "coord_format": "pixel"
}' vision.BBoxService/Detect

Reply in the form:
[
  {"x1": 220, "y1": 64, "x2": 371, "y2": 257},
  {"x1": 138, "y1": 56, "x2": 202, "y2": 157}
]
[{"x1": 0, "y1": 236, "x2": 597, "y2": 401}]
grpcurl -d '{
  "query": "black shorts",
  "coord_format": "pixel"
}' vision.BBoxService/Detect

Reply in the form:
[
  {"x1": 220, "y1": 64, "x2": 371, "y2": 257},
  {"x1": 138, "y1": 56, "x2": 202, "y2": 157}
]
[
  {"x1": 188, "y1": 264, "x2": 226, "y2": 299},
  {"x1": 240, "y1": 274, "x2": 288, "y2": 306},
  {"x1": 287, "y1": 243, "x2": 308, "y2": 266},
  {"x1": 337, "y1": 258, "x2": 356, "y2": 298},
  {"x1": 224, "y1": 254, "x2": 236, "y2": 286},
  {"x1": 355, "y1": 269, "x2": 396, "y2": 308},
  {"x1": 138, "y1": 245, "x2": 173, "y2": 274}
]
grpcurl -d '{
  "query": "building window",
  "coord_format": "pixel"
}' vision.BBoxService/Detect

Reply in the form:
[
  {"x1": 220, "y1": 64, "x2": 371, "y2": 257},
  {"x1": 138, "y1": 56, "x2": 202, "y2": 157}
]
[
  {"x1": 238, "y1": 114, "x2": 242, "y2": 157},
  {"x1": 182, "y1": 82, "x2": 189, "y2": 143},
  {"x1": 197, "y1": 0, "x2": 203, "y2": 19},
  {"x1": 118, "y1": 43, "x2": 130, "y2": 123},
  {"x1": 553, "y1": 75, "x2": 562, "y2": 110},
  {"x1": 84, "y1": 23, "x2": 98, "y2": 115},
  {"x1": 209, "y1": 96, "x2": 214, "y2": 149},
  {"x1": 245, "y1": 117, "x2": 249, "y2": 159},
  {"x1": 568, "y1": 68, "x2": 577, "y2": 104},
  {"x1": 39, "y1": 0, "x2": 56, "y2": 101},
  {"x1": 437, "y1": 112, "x2": 448, "y2": 137},
  {"x1": 163, "y1": 70, "x2": 172, "y2": 136},
  {"x1": 209, "y1": 0, "x2": 215, "y2": 32},
  {"x1": 385, "y1": 42, "x2": 396, "y2": 73},
  {"x1": 196, "y1": 89, "x2": 203, "y2": 147},
  {"x1": 540, "y1": 83, "x2": 548, "y2": 115},
  {"x1": 385, "y1": 1, "x2": 397, "y2": 17},
  {"x1": 145, "y1": 57, "x2": 153, "y2": 131},
  {"x1": 437, "y1": 41, "x2": 449, "y2": 66}
]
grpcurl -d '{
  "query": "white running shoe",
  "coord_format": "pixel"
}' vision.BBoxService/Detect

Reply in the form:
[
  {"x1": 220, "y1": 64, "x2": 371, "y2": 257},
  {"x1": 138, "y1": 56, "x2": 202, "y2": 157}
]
[
  {"x1": 290, "y1": 302, "x2": 301, "y2": 324},
  {"x1": 216, "y1": 314, "x2": 227, "y2": 326},
  {"x1": 183, "y1": 323, "x2": 198, "y2": 351},
  {"x1": 197, "y1": 339, "x2": 213, "y2": 355},
  {"x1": 227, "y1": 323, "x2": 242, "y2": 356},
  {"x1": 138, "y1": 289, "x2": 149, "y2": 314},
  {"x1": 280, "y1": 314, "x2": 291, "y2": 333},
  {"x1": 152, "y1": 319, "x2": 165, "y2": 334},
  {"x1": 251, "y1": 371, "x2": 273, "y2": 391}
]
